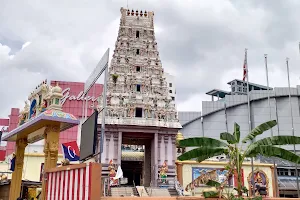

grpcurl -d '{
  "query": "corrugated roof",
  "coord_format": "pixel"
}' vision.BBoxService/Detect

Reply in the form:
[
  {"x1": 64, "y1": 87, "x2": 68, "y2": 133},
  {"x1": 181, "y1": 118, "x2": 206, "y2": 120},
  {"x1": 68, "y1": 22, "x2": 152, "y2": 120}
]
[
  {"x1": 278, "y1": 178, "x2": 298, "y2": 190},
  {"x1": 258, "y1": 155, "x2": 296, "y2": 167}
]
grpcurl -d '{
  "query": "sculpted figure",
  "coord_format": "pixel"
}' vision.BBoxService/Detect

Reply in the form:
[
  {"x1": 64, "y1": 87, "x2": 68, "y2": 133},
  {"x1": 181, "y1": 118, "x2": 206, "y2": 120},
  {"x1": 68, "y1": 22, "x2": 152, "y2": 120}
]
[{"x1": 159, "y1": 161, "x2": 168, "y2": 184}]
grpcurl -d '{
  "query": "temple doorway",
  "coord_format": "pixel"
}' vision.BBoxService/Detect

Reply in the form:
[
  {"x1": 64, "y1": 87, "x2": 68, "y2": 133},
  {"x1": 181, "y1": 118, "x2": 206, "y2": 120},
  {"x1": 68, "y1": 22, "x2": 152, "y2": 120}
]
[
  {"x1": 121, "y1": 133, "x2": 153, "y2": 187},
  {"x1": 121, "y1": 161, "x2": 143, "y2": 186}
]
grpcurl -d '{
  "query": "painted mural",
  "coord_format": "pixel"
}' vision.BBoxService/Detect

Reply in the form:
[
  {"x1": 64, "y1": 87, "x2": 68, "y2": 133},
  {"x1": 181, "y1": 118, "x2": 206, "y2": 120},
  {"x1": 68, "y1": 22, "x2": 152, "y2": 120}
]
[
  {"x1": 192, "y1": 167, "x2": 233, "y2": 187},
  {"x1": 247, "y1": 169, "x2": 269, "y2": 196}
]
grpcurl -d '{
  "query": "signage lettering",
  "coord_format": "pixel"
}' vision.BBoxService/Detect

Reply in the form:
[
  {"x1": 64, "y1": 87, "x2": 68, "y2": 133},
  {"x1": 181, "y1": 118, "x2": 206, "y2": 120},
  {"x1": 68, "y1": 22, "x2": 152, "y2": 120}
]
[{"x1": 61, "y1": 88, "x2": 98, "y2": 105}]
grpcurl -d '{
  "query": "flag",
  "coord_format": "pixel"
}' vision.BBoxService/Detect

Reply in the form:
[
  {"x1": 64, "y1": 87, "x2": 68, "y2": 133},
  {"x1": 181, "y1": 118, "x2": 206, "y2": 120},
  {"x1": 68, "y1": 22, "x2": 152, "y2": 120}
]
[
  {"x1": 61, "y1": 141, "x2": 80, "y2": 161},
  {"x1": 114, "y1": 165, "x2": 124, "y2": 180},
  {"x1": 242, "y1": 51, "x2": 247, "y2": 81},
  {"x1": 10, "y1": 154, "x2": 16, "y2": 171}
]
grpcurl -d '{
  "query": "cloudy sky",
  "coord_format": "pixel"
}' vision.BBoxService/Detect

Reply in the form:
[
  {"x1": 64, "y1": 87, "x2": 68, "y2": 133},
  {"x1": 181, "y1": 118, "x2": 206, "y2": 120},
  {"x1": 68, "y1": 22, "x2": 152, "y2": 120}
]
[{"x1": 1, "y1": 0, "x2": 300, "y2": 118}]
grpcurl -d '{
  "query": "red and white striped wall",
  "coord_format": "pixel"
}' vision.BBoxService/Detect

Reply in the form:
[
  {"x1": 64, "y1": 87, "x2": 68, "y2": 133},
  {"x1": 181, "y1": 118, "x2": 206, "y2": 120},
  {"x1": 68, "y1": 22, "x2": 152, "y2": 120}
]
[{"x1": 46, "y1": 163, "x2": 92, "y2": 200}]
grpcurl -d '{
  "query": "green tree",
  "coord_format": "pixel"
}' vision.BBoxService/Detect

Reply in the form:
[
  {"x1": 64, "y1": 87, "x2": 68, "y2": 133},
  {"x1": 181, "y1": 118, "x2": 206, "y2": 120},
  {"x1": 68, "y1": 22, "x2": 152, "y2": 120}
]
[{"x1": 178, "y1": 120, "x2": 300, "y2": 197}]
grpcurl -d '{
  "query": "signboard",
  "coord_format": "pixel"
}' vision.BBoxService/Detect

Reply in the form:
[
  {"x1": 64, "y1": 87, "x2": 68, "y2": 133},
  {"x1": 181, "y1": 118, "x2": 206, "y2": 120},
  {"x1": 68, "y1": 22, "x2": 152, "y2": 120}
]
[
  {"x1": 84, "y1": 48, "x2": 109, "y2": 95},
  {"x1": 61, "y1": 87, "x2": 98, "y2": 105}
]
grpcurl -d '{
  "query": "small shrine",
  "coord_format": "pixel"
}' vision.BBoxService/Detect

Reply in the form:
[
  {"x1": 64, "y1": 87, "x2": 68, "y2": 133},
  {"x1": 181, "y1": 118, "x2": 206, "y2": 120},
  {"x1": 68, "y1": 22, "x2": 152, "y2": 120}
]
[{"x1": 2, "y1": 80, "x2": 80, "y2": 200}]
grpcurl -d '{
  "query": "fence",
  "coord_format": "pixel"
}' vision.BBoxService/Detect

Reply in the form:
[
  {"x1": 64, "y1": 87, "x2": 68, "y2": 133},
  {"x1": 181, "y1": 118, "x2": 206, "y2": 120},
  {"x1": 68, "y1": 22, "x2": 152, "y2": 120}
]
[{"x1": 45, "y1": 162, "x2": 102, "y2": 200}]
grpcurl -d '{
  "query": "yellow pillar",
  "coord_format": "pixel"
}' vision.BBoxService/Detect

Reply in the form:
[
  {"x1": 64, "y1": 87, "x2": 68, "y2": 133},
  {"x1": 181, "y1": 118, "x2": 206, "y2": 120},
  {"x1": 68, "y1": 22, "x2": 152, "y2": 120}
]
[
  {"x1": 41, "y1": 125, "x2": 60, "y2": 200},
  {"x1": 9, "y1": 138, "x2": 28, "y2": 200}
]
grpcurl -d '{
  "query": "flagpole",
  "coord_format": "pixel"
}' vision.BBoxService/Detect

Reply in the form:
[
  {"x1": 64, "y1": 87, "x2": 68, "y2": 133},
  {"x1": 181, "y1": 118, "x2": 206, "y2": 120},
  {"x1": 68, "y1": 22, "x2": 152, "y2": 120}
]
[
  {"x1": 244, "y1": 48, "x2": 255, "y2": 197},
  {"x1": 264, "y1": 54, "x2": 278, "y2": 197},
  {"x1": 286, "y1": 57, "x2": 300, "y2": 196}
]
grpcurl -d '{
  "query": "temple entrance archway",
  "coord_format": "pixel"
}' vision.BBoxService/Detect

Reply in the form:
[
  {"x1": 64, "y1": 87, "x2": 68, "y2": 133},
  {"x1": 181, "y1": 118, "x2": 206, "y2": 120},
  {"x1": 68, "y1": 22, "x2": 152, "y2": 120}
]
[{"x1": 121, "y1": 133, "x2": 153, "y2": 187}]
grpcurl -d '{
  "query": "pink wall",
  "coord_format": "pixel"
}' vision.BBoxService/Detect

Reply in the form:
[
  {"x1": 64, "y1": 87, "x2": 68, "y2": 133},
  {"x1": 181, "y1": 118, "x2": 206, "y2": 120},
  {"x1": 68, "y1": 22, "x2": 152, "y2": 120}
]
[
  {"x1": 0, "y1": 81, "x2": 103, "y2": 155},
  {"x1": 0, "y1": 119, "x2": 9, "y2": 126},
  {"x1": 50, "y1": 80, "x2": 103, "y2": 153},
  {"x1": 5, "y1": 108, "x2": 20, "y2": 155}
]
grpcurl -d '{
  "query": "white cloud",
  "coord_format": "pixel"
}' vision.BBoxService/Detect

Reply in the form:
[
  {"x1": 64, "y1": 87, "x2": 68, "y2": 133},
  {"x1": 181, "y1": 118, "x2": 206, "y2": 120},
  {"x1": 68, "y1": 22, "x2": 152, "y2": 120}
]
[{"x1": 21, "y1": 41, "x2": 31, "y2": 50}]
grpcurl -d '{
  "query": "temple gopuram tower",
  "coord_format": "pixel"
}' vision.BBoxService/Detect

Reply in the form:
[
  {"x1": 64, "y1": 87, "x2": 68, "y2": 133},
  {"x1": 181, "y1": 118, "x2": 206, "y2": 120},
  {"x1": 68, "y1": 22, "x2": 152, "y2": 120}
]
[{"x1": 97, "y1": 7, "x2": 181, "y2": 187}]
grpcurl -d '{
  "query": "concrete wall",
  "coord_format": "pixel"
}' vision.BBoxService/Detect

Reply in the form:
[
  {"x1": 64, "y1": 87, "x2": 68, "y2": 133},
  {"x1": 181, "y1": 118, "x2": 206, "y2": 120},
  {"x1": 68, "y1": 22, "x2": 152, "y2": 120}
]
[{"x1": 0, "y1": 153, "x2": 64, "y2": 182}]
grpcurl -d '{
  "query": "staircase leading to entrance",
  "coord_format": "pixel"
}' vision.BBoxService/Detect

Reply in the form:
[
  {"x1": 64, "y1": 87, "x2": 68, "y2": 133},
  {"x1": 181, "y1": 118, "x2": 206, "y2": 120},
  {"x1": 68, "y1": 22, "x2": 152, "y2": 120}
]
[
  {"x1": 146, "y1": 188, "x2": 171, "y2": 196},
  {"x1": 136, "y1": 186, "x2": 149, "y2": 196},
  {"x1": 110, "y1": 187, "x2": 139, "y2": 197},
  {"x1": 109, "y1": 186, "x2": 180, "y2": 197}
]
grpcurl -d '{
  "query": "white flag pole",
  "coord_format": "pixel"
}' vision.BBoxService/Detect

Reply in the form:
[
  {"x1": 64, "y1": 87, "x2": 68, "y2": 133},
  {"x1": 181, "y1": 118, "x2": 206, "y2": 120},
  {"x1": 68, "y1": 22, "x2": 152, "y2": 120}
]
[
  {"x1": 244, "y1": 49, "x2": 255, "y2": 197},
  {"x1": 286, "y1": 57, "x2": 300, "y2": 196}
]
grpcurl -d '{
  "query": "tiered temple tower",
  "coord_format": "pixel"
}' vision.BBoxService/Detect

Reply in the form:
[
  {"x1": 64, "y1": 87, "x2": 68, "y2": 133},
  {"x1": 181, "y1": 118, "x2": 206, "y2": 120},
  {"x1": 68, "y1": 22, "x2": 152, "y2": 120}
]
[{"x1": 97, "y1": 7, "x2": 181, "y2": 187}]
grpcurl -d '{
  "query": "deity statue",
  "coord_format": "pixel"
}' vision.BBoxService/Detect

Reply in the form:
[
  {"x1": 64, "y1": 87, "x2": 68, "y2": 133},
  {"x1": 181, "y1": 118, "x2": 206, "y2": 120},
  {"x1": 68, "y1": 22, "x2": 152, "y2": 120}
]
[
  {"x1": 18, "y1": 101, "x2": 29, "y2": 126},
  {"x1": 159, "y1": 161, "x2": 168, "y2": 184},
  {"x1": 60, "y1": 159, "x2": 70, "y2": 166},
  {"x1": 248, "y1": 170, "x2": 268, "y2": 196},
  {"x1": 31, "y1": 106, "x2": 37, "y2": 118},
  {"x1": 108, "y1": 160, "x2": 118, "y2": 186},
  {"x1": 39, "y1": 99, "x2": 48, "y2": 112},
  {"x1": 254, "y1": 172, "x2": 267, "y2": 196},
  {"x1": 18, "y1": 112, "x2": 27, "y2": 126}
]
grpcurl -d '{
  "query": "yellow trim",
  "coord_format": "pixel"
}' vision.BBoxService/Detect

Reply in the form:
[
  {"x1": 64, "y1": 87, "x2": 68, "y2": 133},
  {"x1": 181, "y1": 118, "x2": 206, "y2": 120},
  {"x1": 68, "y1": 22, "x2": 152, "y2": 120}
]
[
  {"x1": 24, "y1": 153, "x2": 63, "y2": 157},
  {"x1": 176, "y1": 160, "x2": 274, "y2": 167}
]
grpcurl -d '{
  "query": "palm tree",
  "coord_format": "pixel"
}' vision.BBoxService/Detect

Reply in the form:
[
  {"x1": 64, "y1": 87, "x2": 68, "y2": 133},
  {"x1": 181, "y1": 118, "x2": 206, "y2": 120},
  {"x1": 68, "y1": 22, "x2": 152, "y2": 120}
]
[{"x1": 178, "y1": 120, "x2": 300, "y2": 197}]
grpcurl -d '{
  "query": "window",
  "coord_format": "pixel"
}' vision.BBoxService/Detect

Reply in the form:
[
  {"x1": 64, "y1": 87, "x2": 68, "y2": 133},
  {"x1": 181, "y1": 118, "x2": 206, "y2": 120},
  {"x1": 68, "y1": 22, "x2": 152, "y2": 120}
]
[
  {"x1": 135, "y1": 108, "x2": 143, "y2": 117},
  {"x1": 290, "y1": 169, "x2": 296, "y2": 176},
  {"x1": 169, "y1": 90, "x2": 172, "y2": 93},
  {"x1": 169, "y1": 83, "x2": 172, "y2": 87},
  {"x1": 136, "y1": 66, "x2": 141, "y2": 72},
  {"x1": 172, "y1": 97, "x2": 175, "y2": 101},
  {"x1": 278, "y1": 168, "x2": 289, "y2": 176},
  {"x1": 137, "y1": 84, "x2": 141, "y2": 92},
  {"x1": 232, "y1": 87, "x2": 235, "y2": 92},
  {"x1": 136, "y1": 31, "x2": 140, "y2": 38},
  {"x1": 136, "y1": 49, "x2": 140, "y2": 55}
]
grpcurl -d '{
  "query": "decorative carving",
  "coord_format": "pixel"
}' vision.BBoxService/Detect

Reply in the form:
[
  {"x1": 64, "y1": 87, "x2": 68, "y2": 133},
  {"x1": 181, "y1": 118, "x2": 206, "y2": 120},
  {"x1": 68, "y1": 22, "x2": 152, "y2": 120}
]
[
  {"x1": 159, "y1": 161, "x2": 168, "y2": 184},
  {"x1": 108, "y1": 160, "x2": 118, "y2": 186},
  {"x1": 96, "y1": 7, "x2": 181, "y2": 130},
  {"x1": 48, "y1": 141, "x2": 59, "y2": 152},
  {"x1": 16, "y1": 138, "x2": 28, "y2": 149},
  {"x1": 248, "y1": 169, "x2": 269, "y2": 196}
]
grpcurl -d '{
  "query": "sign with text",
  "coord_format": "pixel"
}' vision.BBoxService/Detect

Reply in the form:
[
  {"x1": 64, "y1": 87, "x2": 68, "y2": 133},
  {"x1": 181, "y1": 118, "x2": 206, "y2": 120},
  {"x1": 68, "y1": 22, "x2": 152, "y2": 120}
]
[{"x1": 61, "y1": 88, "x2": 98, "y2": 105}]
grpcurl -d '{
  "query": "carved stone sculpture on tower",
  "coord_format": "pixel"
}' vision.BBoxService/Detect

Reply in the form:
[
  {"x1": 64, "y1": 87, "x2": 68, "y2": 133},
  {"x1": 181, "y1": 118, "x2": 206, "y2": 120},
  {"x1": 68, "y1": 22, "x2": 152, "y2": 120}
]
[{"x1": 97, "y1": 7, "x2": 181, "y2": 129}]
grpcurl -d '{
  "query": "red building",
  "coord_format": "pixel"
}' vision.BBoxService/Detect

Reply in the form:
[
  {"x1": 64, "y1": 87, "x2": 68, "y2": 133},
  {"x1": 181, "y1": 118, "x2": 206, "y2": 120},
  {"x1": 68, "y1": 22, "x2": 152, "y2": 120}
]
[{"x1": 0, "y1": 80, "x2": 103, "y2": 156}]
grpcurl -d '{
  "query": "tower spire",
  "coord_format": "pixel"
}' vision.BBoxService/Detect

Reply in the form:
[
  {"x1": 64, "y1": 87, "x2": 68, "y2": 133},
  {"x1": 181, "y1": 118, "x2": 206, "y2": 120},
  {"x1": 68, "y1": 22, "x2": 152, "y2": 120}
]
[{"x1": 97, "y1": 7, "x2": 181, "y2": 128}]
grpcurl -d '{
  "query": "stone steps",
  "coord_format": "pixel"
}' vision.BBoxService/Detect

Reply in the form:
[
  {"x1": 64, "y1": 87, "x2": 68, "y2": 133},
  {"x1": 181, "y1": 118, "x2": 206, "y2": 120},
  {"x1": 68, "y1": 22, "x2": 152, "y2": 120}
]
[{"x1": 110, "y1": 187, "x2": 138, "y2": 197}]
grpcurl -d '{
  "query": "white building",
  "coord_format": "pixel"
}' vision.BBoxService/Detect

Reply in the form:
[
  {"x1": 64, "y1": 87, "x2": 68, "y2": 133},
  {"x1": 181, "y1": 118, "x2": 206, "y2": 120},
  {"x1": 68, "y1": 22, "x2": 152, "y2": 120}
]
[{"x1": 164, "y1": 72, "x2": 176, "y2": 102}]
